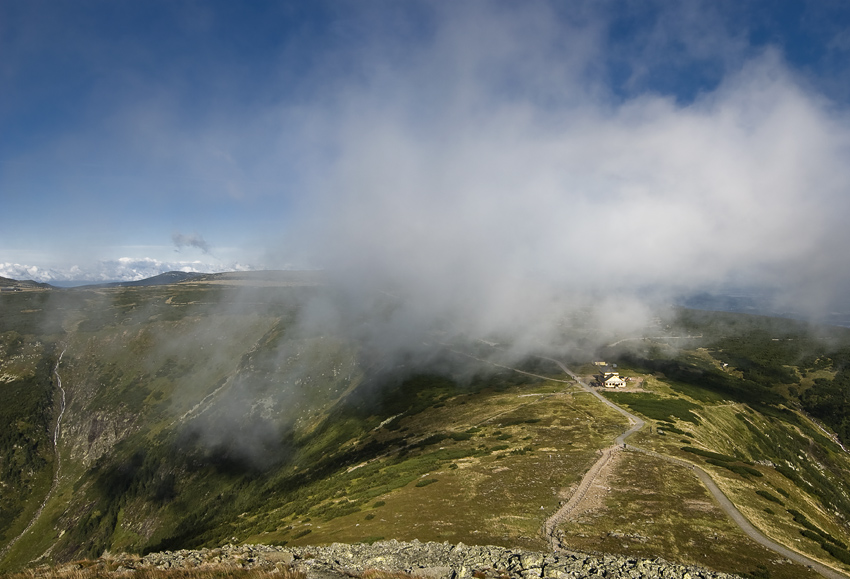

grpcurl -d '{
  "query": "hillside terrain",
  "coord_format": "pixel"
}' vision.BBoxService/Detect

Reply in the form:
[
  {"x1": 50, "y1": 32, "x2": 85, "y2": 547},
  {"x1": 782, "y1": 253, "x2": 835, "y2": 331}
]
[
  {"x1": 0, "y1": 277, "x2": 51, "y2": 291},
  {"x1": 1, "y1": 273, "x2": 850, "y2": 579}
]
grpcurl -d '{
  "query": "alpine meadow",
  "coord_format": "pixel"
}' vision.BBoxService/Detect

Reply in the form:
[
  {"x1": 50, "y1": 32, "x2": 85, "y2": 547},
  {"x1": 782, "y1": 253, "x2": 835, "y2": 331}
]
[
  {"x1": 5, "y1": 3, "x2": 850, "y2": 579},
  {"x1": 1, "y1": 272, "x2": 850, "y2": 579}
]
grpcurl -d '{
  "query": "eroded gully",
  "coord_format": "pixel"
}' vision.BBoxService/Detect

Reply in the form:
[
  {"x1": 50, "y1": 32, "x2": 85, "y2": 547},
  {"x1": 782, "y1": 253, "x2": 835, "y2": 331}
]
[{"x1": 0, "y1": 348, "x2": 67, "y2": 563}]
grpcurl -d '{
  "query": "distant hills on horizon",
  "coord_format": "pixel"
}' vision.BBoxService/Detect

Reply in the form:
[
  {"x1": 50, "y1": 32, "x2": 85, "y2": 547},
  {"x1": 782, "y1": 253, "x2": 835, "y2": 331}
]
[
  {"x1": 0, "y1": 270, "x2": 325, "y2": 289},
  {"x1": 0, "y1": 276, "x2": 52, "y2": 290},
  {"x1": 3, "y1": 270, "x2": 850, "y2": 328}
]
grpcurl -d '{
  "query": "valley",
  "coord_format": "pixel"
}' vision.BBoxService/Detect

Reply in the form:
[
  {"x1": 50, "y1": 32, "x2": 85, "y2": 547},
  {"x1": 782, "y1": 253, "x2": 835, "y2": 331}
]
[{"x1": 1, "y1": 273, "x2": 850, "y2": 579}]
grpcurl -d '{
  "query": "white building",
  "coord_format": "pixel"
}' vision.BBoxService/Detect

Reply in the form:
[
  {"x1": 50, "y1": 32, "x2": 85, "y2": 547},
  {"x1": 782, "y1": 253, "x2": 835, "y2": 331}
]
[{"x1": 600, "y1": 371, "x2": 626, "y2": 388}]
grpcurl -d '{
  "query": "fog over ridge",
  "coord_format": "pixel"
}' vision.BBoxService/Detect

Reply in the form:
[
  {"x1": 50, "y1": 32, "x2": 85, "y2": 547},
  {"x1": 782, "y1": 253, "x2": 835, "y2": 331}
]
[
  {"x1": 284, "y1": 7, "x2": 850, "y2": 353},
  {"x1": 7, "y1": 2, "x2": 850, "y2": 468},
  {"x1": 5, "y1": 2, "x2": 850, "y2": 350}
]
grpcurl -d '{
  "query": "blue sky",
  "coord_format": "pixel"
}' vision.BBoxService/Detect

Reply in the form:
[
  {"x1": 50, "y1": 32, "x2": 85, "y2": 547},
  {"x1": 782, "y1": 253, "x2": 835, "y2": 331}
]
[{"x1": 2, "y1": 1, "x2": 850, "y2": 312}]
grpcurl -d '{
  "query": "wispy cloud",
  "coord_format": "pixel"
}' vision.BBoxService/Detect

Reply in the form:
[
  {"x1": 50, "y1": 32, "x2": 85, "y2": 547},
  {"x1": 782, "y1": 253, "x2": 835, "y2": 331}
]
[
  {"x1": 4, "y1": 1, "x2": 850, "y2": 333},
  {"x1": 172, "y1": 232, "x2": 212, "y2": 254},
  {"x1": 283, "y1": 3, "x2": 850, "y2": 352}
]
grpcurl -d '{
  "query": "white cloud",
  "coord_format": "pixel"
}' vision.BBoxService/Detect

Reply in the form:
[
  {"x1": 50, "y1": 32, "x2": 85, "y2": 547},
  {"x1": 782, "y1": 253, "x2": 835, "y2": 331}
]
[
  {"x1": 0, "y1": 258, "x2": 254, "y2": 284},
  {"x1": 6, "y1": 2, "x2": 850, "y2": 341},
  {"x1": 283, "y1": 6, "x2": 850, "y2": 350}
]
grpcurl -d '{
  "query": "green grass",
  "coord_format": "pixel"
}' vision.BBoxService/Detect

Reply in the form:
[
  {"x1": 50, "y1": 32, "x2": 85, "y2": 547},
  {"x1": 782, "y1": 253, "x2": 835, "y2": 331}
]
[
  {"x1": 4, "y1": 286, "x2": 850, "y2": 577},
  {"x1": 557, "y1": 450, "x2": 822, "y2": 579},
  {"x1": 601, "y1": 342, "x2": 850, "y2": 572},
  {"x1": 602, "y1": 392, "x2": 701, "y2": 424},
  {"x1": 0, "y1": 336, "x2": 57, "y2": 547}
]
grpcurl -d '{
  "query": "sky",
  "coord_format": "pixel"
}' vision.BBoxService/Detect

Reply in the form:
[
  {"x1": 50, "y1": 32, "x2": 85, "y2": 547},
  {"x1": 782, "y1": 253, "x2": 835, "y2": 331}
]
[{"x1": 2, "y1": 0, "x2": 850, "y2": 324}]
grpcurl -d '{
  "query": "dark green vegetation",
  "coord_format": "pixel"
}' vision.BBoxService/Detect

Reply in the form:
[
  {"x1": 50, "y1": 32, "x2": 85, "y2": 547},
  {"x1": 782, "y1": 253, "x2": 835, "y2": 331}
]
[
  {"x1": 0, "y1": 335, "x2": 57, "y2": 544},
  {"x1": 2, "y1": 283, "x2": 850, "y2": 578},
  {"x1": 602, "y1": 392, "x2": 701, "y2": 424},
  {"x1": 665, "y1": 308, "x2": 850, "y2": 443},
  {"x1": 680, "y1": 447, "x2": 763, "y2": 479},
  {"x1": 594, "y1": 308, "x2": 850, "y2": 575},
  {"x1": 0, "y1": 278, "x2": 625, "y2": 570}
]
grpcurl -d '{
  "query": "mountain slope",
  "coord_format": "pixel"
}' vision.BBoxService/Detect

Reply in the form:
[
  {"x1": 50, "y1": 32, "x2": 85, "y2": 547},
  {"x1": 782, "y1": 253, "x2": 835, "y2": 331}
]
[
  {"x1": 1, "y1": 281, "x2": 850, "y2": 579},
  {"x1": 0, "y1": 276, "x2": 52, "y2": 290}
]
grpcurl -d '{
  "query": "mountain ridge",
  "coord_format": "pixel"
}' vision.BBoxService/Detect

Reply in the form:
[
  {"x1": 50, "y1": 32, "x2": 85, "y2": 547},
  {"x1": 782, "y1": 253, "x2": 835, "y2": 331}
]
[
  {"x1": 1, "y1": 281, "x2": 849, "y2": 578},
  {"x1": 0, "y1": 276, "x2": 51, "y2": 290}
]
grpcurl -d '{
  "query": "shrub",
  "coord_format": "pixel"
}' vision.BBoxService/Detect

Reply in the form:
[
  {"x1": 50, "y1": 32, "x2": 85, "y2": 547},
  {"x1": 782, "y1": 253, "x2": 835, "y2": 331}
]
[
  {"x1": 657, "y1": 423, "x2": 688, "y2": 436},
  {"x1": 789, "y1": 509, "x2": 847, "y2": 548},
  {"x1": 821, "y1": 542, "x2": 850, "y2": 565},
  {"x1": 416, "y1": 434, "x2": 448, "y2": 448},
  {"x1": 604, "y1": 392, "x2": 701, "y2": 424},
  {"x1": 681, "y1": 447, "x2": 740, "y2": 463},
  {"x1": 415, "y1": 478, "x2": 438, "y2": 487},
  {"x1": 755, "y1": 490, "x2": 784, "y2": 505},
  {"x1": 704, "y1": 459, "x2": 762, "y2": 478},
  {"x1": 731, "y1": 464, "x2": 763, "y2": 478},
  {"x1": 449, "y1": 432, "x2": 474, "y2": 441}
]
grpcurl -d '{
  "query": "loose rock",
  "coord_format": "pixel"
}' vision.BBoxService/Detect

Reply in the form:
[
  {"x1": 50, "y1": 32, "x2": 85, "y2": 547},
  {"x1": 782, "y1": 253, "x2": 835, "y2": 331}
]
[{"x1": 81, "y1": 541, "x2": 742, "y2": 579}]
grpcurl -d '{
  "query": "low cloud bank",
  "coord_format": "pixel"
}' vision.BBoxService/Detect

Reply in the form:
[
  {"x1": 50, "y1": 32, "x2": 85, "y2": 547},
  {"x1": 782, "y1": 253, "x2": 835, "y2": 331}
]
[
  {"x1": 287, "y1": 5, "x2": 850, "y2": 358},
  {"x1": 0, "y1": 258, "x2": 254, "y2": 284}
]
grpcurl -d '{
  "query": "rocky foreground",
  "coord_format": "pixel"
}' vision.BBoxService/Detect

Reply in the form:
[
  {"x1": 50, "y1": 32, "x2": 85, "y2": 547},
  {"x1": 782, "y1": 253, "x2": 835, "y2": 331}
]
[{"x1": 85, "y1": 541, "x2": 743, "y2": 579}]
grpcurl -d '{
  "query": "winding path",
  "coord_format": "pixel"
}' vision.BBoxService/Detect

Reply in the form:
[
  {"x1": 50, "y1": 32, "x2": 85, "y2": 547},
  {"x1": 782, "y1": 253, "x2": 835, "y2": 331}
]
[
  {"x1": 541, "y1": 357, "x2": 849, "y2": 579},
  {"x1": 0, "y1": 348, "x2": 67, "y2": 563}
]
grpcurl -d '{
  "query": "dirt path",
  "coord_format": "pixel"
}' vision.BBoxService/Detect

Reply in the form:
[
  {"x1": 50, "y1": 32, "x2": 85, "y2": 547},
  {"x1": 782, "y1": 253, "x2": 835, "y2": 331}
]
[
  {"x1": 542, "y1": 357, "x2": 849, "y2": 579},
  {"x1": 543, "y1": 445, "x2": 621, "y2": 550}
]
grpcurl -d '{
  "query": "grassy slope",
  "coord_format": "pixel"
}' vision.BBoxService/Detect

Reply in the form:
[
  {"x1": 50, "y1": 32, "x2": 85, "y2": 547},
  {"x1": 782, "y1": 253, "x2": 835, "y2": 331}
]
[
  {"x1": 576, "y1": 312, "x2": 850, "y2": 577},
  {"x1": 559, "y1": 450, "x2": 823, "y2": 579},
  {"x1": 2, "y1": 289, "x2": 850, "y2": 578},
  {"x1": 242, "y1": 384, "x2": 627, "y2": 550},
  {"x1": 0, "y1": 333, "x2": 56, "y2": 549},
  {"x1": 0, "y1": 285, "x2": 310, "y2": 567}
]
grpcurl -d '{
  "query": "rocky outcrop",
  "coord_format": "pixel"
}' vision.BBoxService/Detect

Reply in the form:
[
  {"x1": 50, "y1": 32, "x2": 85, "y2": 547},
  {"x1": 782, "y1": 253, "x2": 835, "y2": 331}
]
[
  {"x1": 87, "y1": 541, "x2": 742, "y2": 579},
  {"x1": 288, "y1": 541, "x2": 741, "y2": 579}
]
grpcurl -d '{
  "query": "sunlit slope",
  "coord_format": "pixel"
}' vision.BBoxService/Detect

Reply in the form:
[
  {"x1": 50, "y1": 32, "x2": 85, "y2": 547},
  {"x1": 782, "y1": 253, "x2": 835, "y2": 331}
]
[
  {"x1": 4, "y1": 282, "x2": 611, "y2": 565},
  {"x1": 2, "y1": 283, "x2": 850, "y2": 579},
  {"x1": 564, "y1": 311, "x2": 850, "y2": 578}
]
